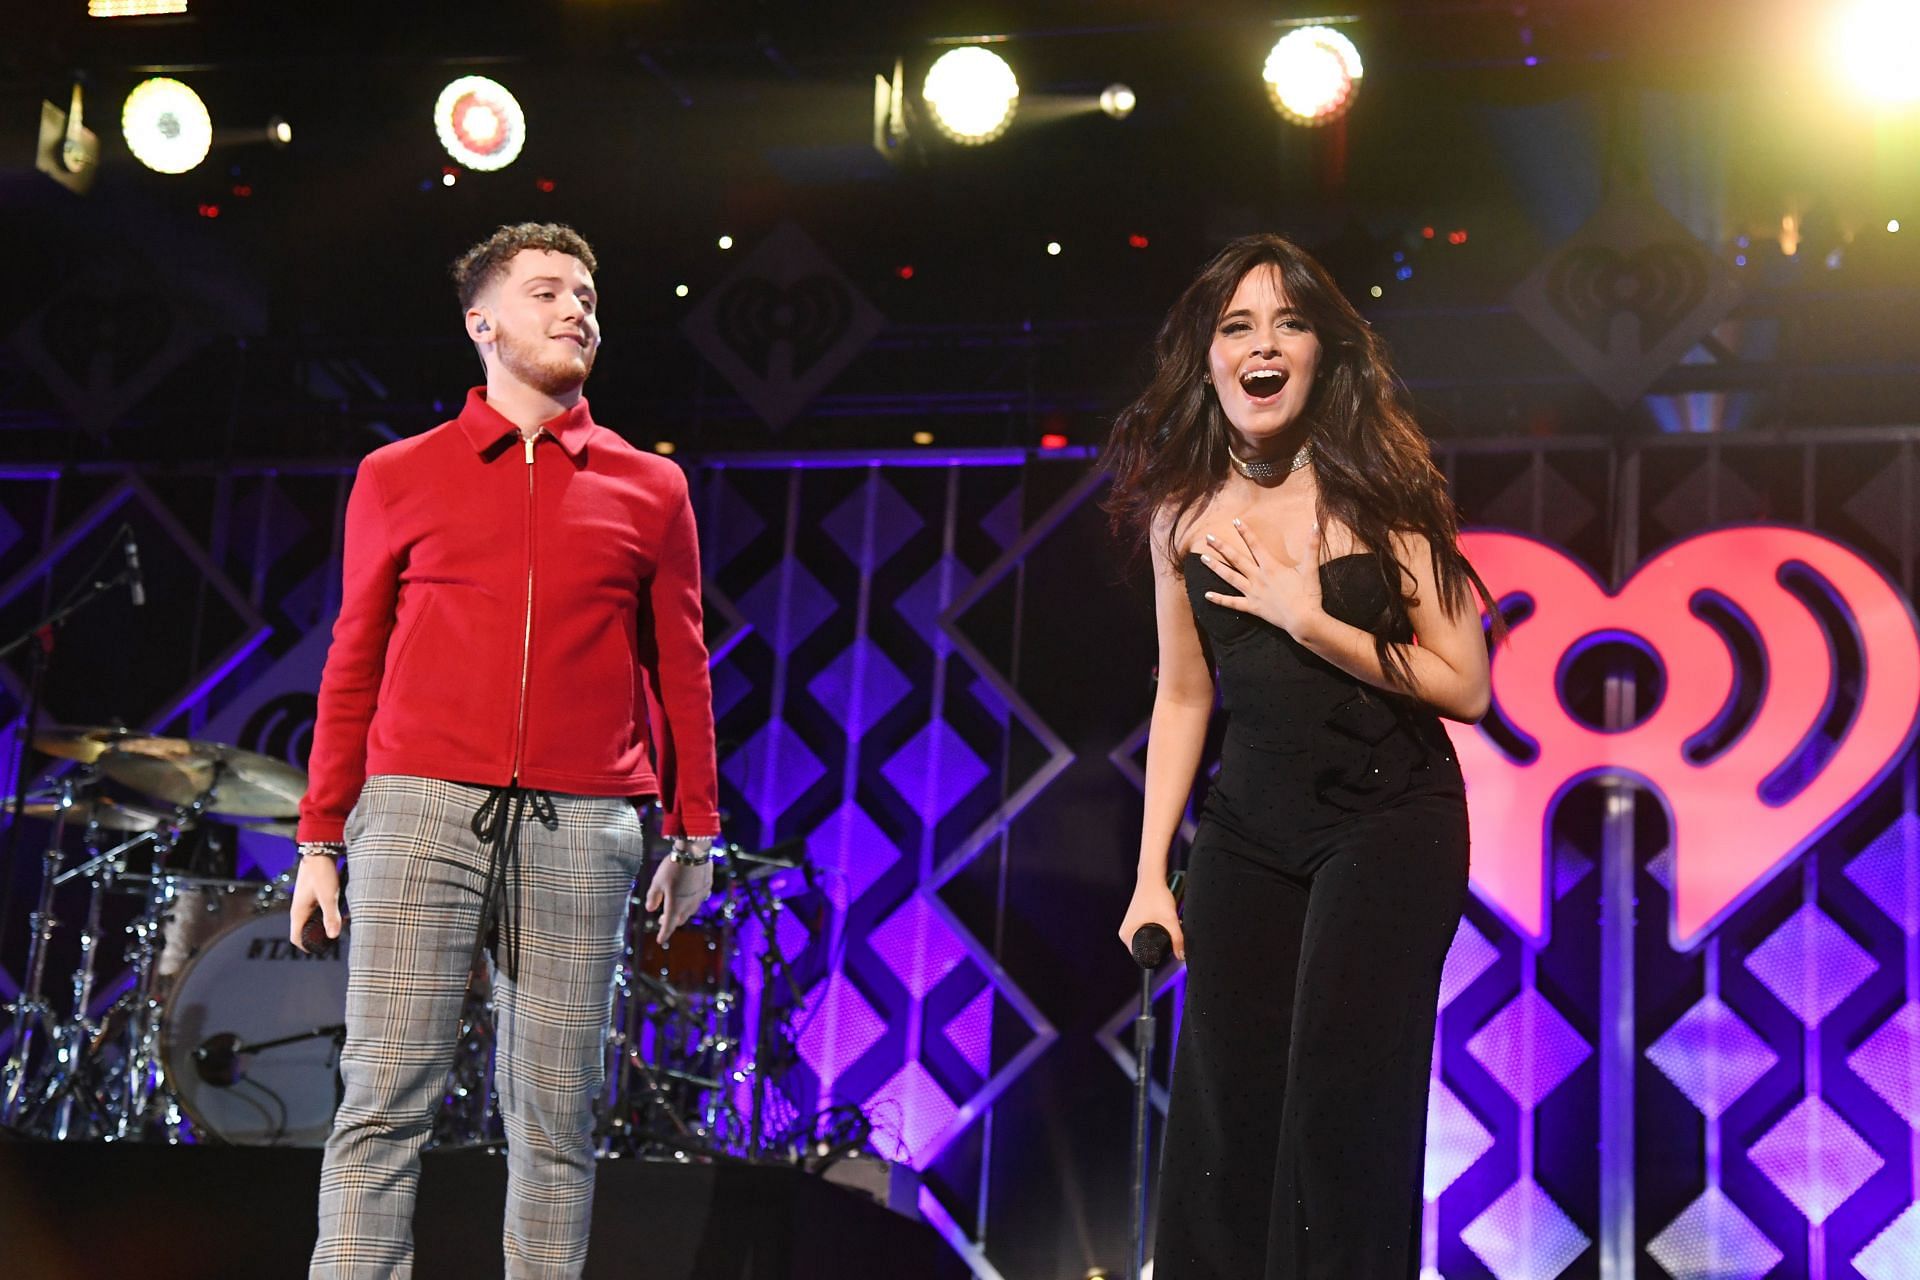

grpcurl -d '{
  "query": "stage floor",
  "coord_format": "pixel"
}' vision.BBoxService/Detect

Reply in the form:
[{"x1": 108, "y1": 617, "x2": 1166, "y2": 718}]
[{"x1": 0, "y1": 1140, "x2": 965, "y2": 1279}]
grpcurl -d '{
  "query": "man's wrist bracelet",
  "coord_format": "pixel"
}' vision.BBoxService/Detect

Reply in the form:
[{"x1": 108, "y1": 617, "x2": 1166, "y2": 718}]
[
  {"x1": 299, "y1": 841, "x2": 346, "y2": 861},
  {"x1": 667, "y1": 836, "x2": 714, "y2": 866}
]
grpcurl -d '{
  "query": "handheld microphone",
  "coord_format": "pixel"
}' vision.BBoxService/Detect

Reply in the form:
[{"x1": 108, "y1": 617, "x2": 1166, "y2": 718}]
[
  {"x1": 122, "y1": 530, "x2": 146, "y2": 607},
  {"x1": 1130, "y1": 923, "x2": 1173, "y2": 970}
]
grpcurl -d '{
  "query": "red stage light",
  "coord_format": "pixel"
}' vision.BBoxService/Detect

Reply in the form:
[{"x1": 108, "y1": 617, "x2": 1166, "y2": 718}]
[
  {"x1": 198, "y1": 203, "x2": 220, "y2": 218},
  {"x1": 1422, "y1": 226, "x2": 1435, "y2": 239},
  {"x1": 536, "y1": 178, "x2": 555, "y2": 193},
  {"x1": 231, "y1": 184, "x2": 252, "y2": 198},
  {"x1": 1128, "y1": 233, "x2": 1150, "y2": 249},
  {"x1": 1040, "y1": 433, "x2": 1069, "y2": 450},
  {"x1": 1448, "y1": 229, "x2": 1468, "y2": 245},
  {"x1": 896, "y1": 265, "x2": 915, "y2": 280}
]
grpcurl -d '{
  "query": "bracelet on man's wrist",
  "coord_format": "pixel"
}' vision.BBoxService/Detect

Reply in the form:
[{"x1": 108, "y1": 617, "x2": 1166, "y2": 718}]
[
  {"x1": 298, "y1": 841, "x2": 346, "y2": 861},
  {"x1": 666, "y1": 835, "x2": 714, "y2": 866}
]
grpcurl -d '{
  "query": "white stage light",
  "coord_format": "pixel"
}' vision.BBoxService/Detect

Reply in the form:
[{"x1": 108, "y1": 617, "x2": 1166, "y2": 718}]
[
  {"x1": 1100, "y1": 84, "x2": 1137, "y2": 120},
  {"x1": 1263, "y1": 26, "x2": 1364, "y2": 127},
  {"x1": 923, "y1": 46, "x2": 1020, "y2": 145},
  {"x1": 1834, "y1": 0, "x2": 1920, "y2": 106},
  {"x1": 434, "y1": 75, "x2": 526, "y2": 171},
  {"x1": 122, "y1": 77, "x2": 212, "y2": 173}
]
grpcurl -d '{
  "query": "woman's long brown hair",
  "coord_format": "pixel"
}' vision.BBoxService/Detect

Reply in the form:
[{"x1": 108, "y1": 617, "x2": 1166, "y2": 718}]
[{"x1": 1103, "y1": 232, "x2": 1501, "y2": 689}]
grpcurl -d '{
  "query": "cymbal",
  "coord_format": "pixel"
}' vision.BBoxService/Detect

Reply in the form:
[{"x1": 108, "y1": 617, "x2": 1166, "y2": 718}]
[
  {"x1": 31, "y1": 724, "x2": 145, "y2": 765},
  {"x1": 2, "y1": 795, "x2": 169, "y2": 832},
  {"x1": 96, "y1": 738, "x2": 307, "y2": 819}
]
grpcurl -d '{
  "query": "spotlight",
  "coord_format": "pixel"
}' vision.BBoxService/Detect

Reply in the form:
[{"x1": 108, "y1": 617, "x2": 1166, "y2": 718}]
[
  {"x1": 922, "y1": 46, "x2": 1019, "y2": 145},
  {"x1": 434, "y1": 75, "x2": 526, "y2": 172},
  {"x1": 675, "y1": 284, "x2": 690, "y2": 298},
  {"x1": 1099, "y1": 84, "x2": 1137, "y2": 120},
  {"x1": 654, "y1": 441, "x2": 676, "y2": 455},
  {"x1": 1262, "y1": 26, "x2": 1364, "y2": 126},
  {"x1": 1833, "y1": 0, "x2": 1920, "y2": 107},
  {"x1": 718, "y1": 235, "x2": 734, "y2": 250},
  {"x1": 1046, "y1": 241, "x2": 1062, "y2": 256},
  {"x1": 912, "y1": 430, "x2": 935, "y2": 445},
  {"x1": 90, "y1": 0, "x2": 188, "y2": 14},
  {"x1": 269, "y1": 116, "x2": 292, "y2": 147},
  {"x1": 122, "y1": 77, "x2": 212, "y2": 173}
]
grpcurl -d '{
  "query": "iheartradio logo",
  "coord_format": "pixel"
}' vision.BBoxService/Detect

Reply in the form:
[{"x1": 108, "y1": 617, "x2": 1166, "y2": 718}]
[{"x1": 1449, "y1": 526, "x2": 1920, "y2": 949}]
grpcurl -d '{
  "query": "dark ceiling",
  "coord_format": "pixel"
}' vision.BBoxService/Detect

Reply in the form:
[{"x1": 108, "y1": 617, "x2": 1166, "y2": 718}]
[{"x1": 3, "y1": 0, "x2": 1917, "y2": 462}]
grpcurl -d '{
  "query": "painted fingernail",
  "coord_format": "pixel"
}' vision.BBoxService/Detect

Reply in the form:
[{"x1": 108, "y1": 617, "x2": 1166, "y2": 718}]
[
  {"x1": 1205, "y1": 533, "x2": 1217, "y2": 543},
  {"x1": 1232, "y1": 517, "x2": 1242, "y2": 527},
  {"x1": 1199, "y1": 553, "x2": 1211, "y2": 562}
]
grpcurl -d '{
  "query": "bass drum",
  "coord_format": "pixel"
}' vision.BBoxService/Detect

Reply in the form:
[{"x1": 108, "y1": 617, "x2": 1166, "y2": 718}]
[{"x1": 159, "y1": 905, "x2": 351, "y2": 1146}]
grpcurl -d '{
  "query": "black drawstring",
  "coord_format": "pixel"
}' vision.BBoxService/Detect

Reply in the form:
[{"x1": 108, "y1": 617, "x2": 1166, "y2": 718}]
[{"x1": 469, "y1": 785, "x2": 557, "y2": 982}]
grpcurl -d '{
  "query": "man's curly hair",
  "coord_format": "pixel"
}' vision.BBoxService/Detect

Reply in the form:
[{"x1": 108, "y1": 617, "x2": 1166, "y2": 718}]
[{"x1": 450, "y1": 222, "x2": 598, "y2": 310}]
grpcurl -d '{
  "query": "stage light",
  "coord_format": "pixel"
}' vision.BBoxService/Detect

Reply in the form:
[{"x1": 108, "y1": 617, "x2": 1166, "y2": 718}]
[
  {"x1": 1369, "y1": 285, "x2": 1383, "y2": 297},
  {"x1": 654, "y1": 441, "x2": 676, "y2": 455},
  {"x1": 1100, "y1": 84, "x2": 1137, "y2": 120},
  {"x1": 1263, "y1": 26, "x2": 1364, "y2": 127},
  {"x1": 1833, "y1": 0, "x2": 1920, "y2": 107},
  {"x1": 718, "y1": 235, "x2": 734, "y2": 250},
  {"x1": 922, "y1": 46, "x2": 1019, "y2": 145},
  {"x1": 675, "y1": 284, "x2": 690, "y2": 298},
  {"x1": 1040, "y1": 432, "x2": 1069, "y2": 450},
  {"x1": 912, "y1": 430, "x2": 935, "y2": 445},
  {"x1": 122, "y1": 77, "x2": 212, "y2": 174},
  {"x1": 434, "y1": 75, "x2": 525, "y2": 172},
  {"x1": 896, "y1": 265, "x2": 915, "y2": 279},
  {"x1": 1129, "y1": 233, "x2": 1149, "y2": 249},
  {"x1": 1046, "y1": 241, "x2": 1062, "y2": 256},
  {"x1": 1890, "y1": 219, "x2": 1903, "y2": 233},
  {"x1": 269, "y1": 116, "x2": 292, "y2": 147},
  {"x1": 90, "y1": 0, "x2": 188, "y2": 14},
  {"x1": 441, "y1": 171, "x2": 456, "y2": 187}
]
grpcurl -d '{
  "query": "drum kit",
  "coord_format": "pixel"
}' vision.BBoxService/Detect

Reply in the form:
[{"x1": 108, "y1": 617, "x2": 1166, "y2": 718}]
[
  {"x1": 0, "y1": 724, "x2": 349, "y2": 1146},
  {"x1": 0, "y1": 724, "x2": 818, "y2": 1160}
]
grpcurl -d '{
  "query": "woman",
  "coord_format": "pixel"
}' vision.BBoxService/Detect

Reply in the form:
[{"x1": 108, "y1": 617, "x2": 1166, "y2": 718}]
[{"x1": 1107, "y1": 233, "x2": 1499, "y2": 1280}]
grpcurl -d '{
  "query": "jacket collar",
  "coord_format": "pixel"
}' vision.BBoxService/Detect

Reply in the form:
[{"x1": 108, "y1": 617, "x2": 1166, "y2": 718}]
[{"x1": 456, "y1": 387, "x2": 594, "y2": 461}]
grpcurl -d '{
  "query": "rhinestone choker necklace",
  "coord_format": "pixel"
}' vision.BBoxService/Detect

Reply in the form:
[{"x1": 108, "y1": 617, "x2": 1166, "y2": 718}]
[{"x1": 1228, "y1": 441, "x2": 1313, "y2": 481}]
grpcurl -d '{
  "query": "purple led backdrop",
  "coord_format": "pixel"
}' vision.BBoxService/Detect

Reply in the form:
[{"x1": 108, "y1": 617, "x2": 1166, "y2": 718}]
[{"x1": 3, "y1": 433, "x2": 1919, "y2": 1278}]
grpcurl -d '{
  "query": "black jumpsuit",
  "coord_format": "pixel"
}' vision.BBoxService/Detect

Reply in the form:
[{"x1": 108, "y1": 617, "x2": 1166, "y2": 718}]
[{"x1": 1153, "y1": 552, "x2": 1471, "y2": 1280}]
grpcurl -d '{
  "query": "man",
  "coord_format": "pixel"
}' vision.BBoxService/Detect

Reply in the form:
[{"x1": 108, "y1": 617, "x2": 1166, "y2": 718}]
[{"x1": 291, "y1": 222, "x2": 720, "y2": 1278}]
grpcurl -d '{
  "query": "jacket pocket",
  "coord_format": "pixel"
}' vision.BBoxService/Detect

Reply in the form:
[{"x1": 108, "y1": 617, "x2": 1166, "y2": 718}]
[{"x1": 378, "y1": 591, "x2": 437, "y2": 705}]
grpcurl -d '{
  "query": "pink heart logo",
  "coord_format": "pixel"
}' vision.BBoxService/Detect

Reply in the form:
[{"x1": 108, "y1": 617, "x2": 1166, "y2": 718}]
[{"x1": 1448, "y1": 526, "x2": 1920, "y2": 948}]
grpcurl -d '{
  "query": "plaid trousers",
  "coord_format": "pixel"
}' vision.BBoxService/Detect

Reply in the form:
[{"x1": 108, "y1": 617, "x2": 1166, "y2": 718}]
[{"x1": 311, "y1": 775, "x2": 644, "y2": 1279}]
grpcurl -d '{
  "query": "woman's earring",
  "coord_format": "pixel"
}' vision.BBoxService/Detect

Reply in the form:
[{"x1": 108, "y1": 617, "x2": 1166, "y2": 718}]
[{"x1": 1201, "y1": 370, "x2": 1211, "y2": 384}]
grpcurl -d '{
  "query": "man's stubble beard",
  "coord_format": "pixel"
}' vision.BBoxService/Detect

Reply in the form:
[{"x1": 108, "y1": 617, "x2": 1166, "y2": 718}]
[{"x1": 494, "y1": 325, "x2": 596, "y2": 397}]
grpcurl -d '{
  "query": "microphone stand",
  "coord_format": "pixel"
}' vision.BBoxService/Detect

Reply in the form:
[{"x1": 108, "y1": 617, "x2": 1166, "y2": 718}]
[{"x1": 1127, "y1": 924, "x2": 1173, "y2": 1280}]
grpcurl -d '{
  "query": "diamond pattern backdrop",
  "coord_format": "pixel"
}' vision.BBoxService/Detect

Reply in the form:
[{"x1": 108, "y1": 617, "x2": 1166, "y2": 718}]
[{"x1": 4, "y1": 435, "x2": 1920, "y2": 1277}]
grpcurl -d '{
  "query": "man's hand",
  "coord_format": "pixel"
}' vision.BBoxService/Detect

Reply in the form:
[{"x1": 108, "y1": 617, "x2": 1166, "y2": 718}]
[
  {"x1": 646, "y1": 843, "x2": 714, "y2": 946},
  {"x1": 290, "y1": 853, "x2": 344, "y2": 952}
]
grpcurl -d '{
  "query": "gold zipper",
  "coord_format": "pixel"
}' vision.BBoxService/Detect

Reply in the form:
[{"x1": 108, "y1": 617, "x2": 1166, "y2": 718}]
[{"x1": 510, "y1": 429, "x2": 540, "y2": 782}]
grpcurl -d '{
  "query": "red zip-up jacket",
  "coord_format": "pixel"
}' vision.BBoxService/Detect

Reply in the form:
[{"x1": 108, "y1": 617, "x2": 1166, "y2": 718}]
[{"x1": 296, "y1": 388, "x2": 720, "y2": 843}]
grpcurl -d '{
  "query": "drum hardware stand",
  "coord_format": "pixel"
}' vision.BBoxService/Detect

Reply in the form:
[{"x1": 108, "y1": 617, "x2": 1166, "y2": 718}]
[
  {"x1": 1, "y1": 779, "x2": 86, "y2": 1127},
  {"x1": 736, "y1": 865, "x2": 804, "y2": 1161},
  {"x1": 0, "y1": 534, "x2": 143, "y2": 1009},
  {"x1": 35, "y1": 825, "x2": 161, "y2": 1139}
]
